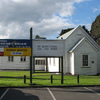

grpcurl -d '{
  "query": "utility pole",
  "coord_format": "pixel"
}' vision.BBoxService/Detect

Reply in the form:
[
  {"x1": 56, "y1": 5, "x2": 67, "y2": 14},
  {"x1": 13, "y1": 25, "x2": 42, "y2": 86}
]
[{"x1": 30, "y1": 27, "x2": 33, "y2": 84}]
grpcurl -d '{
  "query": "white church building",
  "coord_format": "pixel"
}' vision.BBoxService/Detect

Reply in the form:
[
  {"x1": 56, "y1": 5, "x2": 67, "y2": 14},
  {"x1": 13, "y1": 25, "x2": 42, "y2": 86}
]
[{"x1": 0, "y1": 25, "x2": 100, "y2": 75}]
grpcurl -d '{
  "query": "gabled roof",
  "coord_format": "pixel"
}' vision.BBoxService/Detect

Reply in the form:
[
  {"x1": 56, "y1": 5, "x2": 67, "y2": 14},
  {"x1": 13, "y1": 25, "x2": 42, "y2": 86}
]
[
  {"x1": 58, "y1": 25, "x2": 100, "y2": 50},
  {"x1": 69, "y1": 37, "x2": 99, "y2": 52},
  {"x1": 58, "y1": 25, "x2": 81, "y2": 39}
]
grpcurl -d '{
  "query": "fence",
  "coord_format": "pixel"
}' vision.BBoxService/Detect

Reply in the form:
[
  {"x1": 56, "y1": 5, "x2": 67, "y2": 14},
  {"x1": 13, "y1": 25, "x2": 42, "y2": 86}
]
[{"x1": 0, "y1": 71, "x2": 100, "y2": 87}]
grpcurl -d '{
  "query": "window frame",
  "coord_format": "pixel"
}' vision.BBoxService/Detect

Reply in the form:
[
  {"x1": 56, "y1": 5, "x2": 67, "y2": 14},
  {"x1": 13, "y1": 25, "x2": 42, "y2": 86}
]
[
  {"x1": 8, "y1": 56, "x2": 14, "y2": 62},
  {"x1": 20, "y1": 56, "x2": 26, "y2": 62},
  {"x1": 35, "y1": 60, "x2": 45, "y2": 65},
  {"x1": 82, "y1": 54, "x2": 90, "y2": 67}
]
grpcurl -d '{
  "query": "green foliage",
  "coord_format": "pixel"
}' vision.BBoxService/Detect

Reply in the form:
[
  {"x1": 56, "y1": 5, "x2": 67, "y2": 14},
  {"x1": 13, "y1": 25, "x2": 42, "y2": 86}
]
[
  {"x1": 58, "y1": 26, "x2": 90, "y2": 37},
  {"x1": 34, "y1": 35, "x2": 46, "y2": 39},
  {"x1": 82, "y1": 25, "x2": 90, "y2": 34},
  {"x1": 59, "y1": 28, "x2": 74, "y2": 36},
  {"x1": 90, "y1": 14, "x2": 100, "y2": 45}
]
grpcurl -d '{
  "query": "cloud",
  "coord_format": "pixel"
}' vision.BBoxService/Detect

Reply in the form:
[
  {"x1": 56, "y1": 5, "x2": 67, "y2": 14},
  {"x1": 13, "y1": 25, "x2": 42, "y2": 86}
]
[
  {"x1": 93, "y1": 8, "x2": 100, "y2": 12},
  {"x1": 0, "y1": 0, "x2": 86, "y2": 39},
  {"x1": 26, "y1": 16, "x2": 75, "y2": 38},
  {"x1": 92, "y1": 4, "x2": 100, "y2": 13}
]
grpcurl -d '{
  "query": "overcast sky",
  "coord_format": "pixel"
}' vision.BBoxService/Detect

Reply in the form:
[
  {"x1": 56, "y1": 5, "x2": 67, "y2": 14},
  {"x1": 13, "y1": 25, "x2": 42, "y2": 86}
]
[{"x1": 0, "y1": 0, "x2": 100, "y2": 39}]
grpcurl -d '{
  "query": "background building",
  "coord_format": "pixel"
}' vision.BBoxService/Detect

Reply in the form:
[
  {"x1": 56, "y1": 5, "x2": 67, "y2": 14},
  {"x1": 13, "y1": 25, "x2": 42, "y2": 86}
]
[{"x1": 0, "y1": 25, "x2": 100, "y2": 75}]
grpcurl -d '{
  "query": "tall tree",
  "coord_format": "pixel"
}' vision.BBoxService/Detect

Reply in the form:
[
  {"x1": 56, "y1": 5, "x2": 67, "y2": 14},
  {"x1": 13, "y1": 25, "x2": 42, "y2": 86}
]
[{"x1": 90, "y1": 14, "x2": 100, "y2": 45}]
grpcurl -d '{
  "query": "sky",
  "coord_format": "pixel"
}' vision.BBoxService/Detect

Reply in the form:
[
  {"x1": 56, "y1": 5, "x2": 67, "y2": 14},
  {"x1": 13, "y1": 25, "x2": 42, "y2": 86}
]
[{"x1": 0, "y1": 0, "x2": 100, "y2": 39}]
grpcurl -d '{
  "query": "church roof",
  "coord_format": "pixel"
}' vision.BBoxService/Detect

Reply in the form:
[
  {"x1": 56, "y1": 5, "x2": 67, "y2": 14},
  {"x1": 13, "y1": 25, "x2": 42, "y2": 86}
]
[
  {"x1": 69, "y1": 37, "x2": 99, "y2": 52},
  {"x1": 57, "y1": 25, "x2": 80, "y2": 39}
]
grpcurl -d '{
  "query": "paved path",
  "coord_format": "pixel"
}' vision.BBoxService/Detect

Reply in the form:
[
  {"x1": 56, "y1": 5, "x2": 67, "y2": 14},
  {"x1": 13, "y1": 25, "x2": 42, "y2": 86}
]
[{"x1": 0, "y1": 87, "x2": 100, "y2": 100}]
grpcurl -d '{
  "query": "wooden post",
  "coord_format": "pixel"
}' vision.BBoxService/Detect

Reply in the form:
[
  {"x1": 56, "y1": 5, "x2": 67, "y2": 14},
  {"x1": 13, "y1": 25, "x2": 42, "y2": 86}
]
[
  {"x1": 30, "y1": 27, "x2": 33, "y2": 84},
  {"x1": 61, "y1": 56, "x2": 64, "y2": 84},
  {"x1": 33, "y1": 57, "x2": 35, "y2": 72},
  {"x1": 50, "y1": 75, "x2": 53, "y2": 84},
  {"x1": 59, "y1": 57, "x2": 61, "y2": 72},
  {"x1": 77, "y1": 75, "x2": 79, "y2": 84},
  {"x1": 24, "y1": 75, "x2": 26, "y2": 84},
  {"x1": 46, "y1": 57, "x2": 48, "y2": 72}
]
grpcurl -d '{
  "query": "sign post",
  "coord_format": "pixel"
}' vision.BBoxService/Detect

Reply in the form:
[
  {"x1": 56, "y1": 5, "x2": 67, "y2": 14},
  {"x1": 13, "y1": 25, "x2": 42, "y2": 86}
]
[
  {"x1": 30, "y1": 27, "x2": 33, "y2": 84},
  {"x1": 0, "y1": 29, "x2": 33, "y2": 84}
]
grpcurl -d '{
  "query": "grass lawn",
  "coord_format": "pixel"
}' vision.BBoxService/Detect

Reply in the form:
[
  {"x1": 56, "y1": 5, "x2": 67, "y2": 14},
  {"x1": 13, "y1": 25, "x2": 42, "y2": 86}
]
[{"x1": 0, "y1": 71, "x2": 100, "y2": 87}]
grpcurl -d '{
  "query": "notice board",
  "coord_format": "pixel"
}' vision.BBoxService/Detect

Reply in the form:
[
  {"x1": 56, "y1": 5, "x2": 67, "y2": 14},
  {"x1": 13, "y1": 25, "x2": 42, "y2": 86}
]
[{"x1": 0, "y1": 39, "x2": 31, "y2": 56}]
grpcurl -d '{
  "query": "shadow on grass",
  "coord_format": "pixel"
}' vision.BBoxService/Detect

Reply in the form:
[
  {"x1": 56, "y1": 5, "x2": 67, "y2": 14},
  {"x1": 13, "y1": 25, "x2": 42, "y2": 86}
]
[
  {"x1": 0, "y1": 76, "x2": 24, "y2": 79},
  {"x1": 32, "y1": 77, "x2": 61, "y2": 80}
]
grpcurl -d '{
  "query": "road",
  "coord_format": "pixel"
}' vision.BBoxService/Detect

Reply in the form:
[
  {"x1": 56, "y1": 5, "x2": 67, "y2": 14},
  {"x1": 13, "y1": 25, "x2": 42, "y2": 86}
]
[{"x1": 0, "y1": 87, "x2": 100, "y2": 100}]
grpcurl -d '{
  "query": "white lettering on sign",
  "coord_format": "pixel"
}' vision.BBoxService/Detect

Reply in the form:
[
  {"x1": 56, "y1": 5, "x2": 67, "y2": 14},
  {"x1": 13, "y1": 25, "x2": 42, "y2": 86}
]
[
  {"x1": 11, "y1": 52, "x2": 23, "y2": 55},
  {"x1": 37, "y1": 45, "x2": 57, "y2": 50}
]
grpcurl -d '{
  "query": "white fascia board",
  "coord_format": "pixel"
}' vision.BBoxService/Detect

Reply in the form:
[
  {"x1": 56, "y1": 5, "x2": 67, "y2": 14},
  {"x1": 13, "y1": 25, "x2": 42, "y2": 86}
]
[
  {"x1": 69, "y1": 37, "x2": 86, "y2": 52},
  {"x1": 69, "y1": 37, "x2": 99, "y2": 53},
  {"x1": 78, "y1": 26, "x2": 100, "y2": 50}
]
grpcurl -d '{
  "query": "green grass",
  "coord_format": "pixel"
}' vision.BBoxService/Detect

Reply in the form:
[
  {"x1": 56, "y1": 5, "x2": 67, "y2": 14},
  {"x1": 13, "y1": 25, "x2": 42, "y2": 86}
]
[{"x1": 0, "y1": 71, "x2": 100, "y2": 87}]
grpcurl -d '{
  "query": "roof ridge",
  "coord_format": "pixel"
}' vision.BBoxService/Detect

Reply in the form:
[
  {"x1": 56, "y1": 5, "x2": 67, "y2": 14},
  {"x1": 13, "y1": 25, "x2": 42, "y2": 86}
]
[{"x1": 57, "y1": 25, "x2": 81, "y2": 39}]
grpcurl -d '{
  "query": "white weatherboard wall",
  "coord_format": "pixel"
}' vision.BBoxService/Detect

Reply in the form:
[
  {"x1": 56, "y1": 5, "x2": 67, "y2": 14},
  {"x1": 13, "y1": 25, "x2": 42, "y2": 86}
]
[
  {"x1": 0, "y1": 56, "x2": 30, "y2": 70},
  {"x1": 63, "y1": 27, "x2": 88, "y2": 73},
  {"x1": 97, "y1": 51, "x2": 100, "y2": 74},
  {"x1": 73, "y1": 40, "x2": 98, "y2": 75},
  {"x1": 33, "y1": 40, "x2": 65, "y2": 57}
]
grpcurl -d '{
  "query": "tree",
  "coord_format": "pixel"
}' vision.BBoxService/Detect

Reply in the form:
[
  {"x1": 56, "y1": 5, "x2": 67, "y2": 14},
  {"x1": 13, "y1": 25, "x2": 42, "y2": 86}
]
[
  {"x1": 82, "y1": 25, "x2": 90, "y2": 35},
  {"x1": 90, "y1": 14, "x2": 100, "y2": 45},
  {"x1": 58, "y1": 26, "x2": 90, "y2": 37},
  {"x1": 59, "y1": 28, "x2": 74, "y2": 36},
  {"x1": 34, "y1": 35, "x2": 46, "y2": 39}
]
